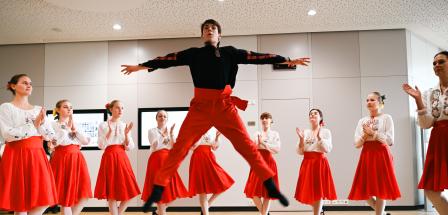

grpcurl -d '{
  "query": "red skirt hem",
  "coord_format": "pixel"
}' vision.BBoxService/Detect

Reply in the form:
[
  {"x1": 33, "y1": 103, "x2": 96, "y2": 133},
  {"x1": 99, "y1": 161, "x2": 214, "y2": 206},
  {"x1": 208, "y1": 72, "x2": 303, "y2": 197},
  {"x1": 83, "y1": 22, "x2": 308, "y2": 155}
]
[
  {"x1": 244, "y1": 149, "x2": 279, "y2": 199},
  {"x1": 94, "y1": 145, "x2": 140, "y2": 201},
  {"x1": 294, "y1": 152, "x2": 337, "y2": 205},
  {"x1": 50, "y1": 144, "x2": 92, "y2": 207},
  {"x1": 418, "y1": 120, "x2": 448, "y2": 191},
  {"x1": 141, "y1": 149, "x2": 190, "y2": 204},
  {"x1": 189, "y1": 145, "x2": 234, "y2": 195},
  {"x1": 348, "y1": 141, "x2": 401, "y2": 200},
  {"x1": 0, "y1": 136, "x2": 58, "y2": 211}
]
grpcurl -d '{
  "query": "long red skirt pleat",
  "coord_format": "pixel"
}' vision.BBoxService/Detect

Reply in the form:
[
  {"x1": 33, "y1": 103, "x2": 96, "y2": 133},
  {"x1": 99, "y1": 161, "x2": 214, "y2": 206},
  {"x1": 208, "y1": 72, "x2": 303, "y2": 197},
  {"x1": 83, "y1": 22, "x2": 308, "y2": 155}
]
[
  {"x1": 348, "y1": 141, "x2": 401, "y2": 200},
  {"x1": 418, "y1": 120, "x2": 448, "y2": 191},
  {"x1": 0, "y1": 136, "x2": 58, "y2": 212},
  {"x1": 295, "y1": 152, "x2": 337, "y2": 204},
  {"x1": 141, "y1": 149, "x2": 190, "y2": 204},
  {"x1": 50, "y1": 144, "x2": 92, "y2": 207},
  {"x1": 244, "y1": 149, "x2": 279, "y2": 199},
  {"x1": 94, "y1": 145, "x2": 140, "y2": 201},
  {"x1": 189, "y1": 145, "x2": 234, "y2": 195}
]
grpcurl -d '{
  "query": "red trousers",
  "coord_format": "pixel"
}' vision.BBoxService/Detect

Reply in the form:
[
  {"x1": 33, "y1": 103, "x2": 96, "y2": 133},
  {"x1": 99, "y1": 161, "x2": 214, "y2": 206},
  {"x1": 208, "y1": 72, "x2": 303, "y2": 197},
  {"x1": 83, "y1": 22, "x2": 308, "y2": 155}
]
[{"x1": 154, "y1": 85, "x2": 275, "y2": 186}]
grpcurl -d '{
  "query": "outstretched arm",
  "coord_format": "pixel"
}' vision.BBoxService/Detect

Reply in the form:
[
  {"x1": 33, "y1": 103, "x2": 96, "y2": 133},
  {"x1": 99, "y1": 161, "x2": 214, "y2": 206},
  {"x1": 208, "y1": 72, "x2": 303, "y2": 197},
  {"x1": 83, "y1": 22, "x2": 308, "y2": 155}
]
[
  {"x1": 121, "y1": 48, "x2": 195, "y2": 75},
  {"x1": 231, "y1": 47, "x2": 310, "y2": 67}
]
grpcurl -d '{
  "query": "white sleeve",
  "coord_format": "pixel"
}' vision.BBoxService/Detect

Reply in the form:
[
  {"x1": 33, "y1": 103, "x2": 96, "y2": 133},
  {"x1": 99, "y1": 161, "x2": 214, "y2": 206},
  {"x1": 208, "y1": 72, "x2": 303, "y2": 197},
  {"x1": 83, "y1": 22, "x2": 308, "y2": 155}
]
[
  {"x1": 354, "y1": 119, "x2": 365, "y2": 147},
  {"x1": 376, "y1": 114, "x2": 394, "y2": 146},
  {"x1": 417, "y1": 90, "x2": 435, "y2": 129},
  {"x1": 0, "y1": 105, "x2": 36, "y2": 141},
  {"x1": 97, "y1": 122, "x2": 108, "y2": 150},
  {"x1": 148, "y1": 129, "x2": 158, "y2": 151},
  {"x1": 211, "y1": 135, "x2": 220, "y2": 150},
  {"x1": 75, "y1": 126, "x2": 91, "y2": 145},
  {"x1": 52, "y1": 122, "x2": 63, "y2": 146},
  {"x1": 148, "y1": 129, "x2": 153, "y2": 147},
  {"x1": 0, "y1": 132, "x2": 4, "y2": 145},
  {"x1": 296, "y1": 138, "x2": 304, "y2": 155},
  {"x1": 37, "y1": 114, "x2": 56, "y2": 141},
  {"x1": 124, "y1": 132, "x2": 135, "y2": 150},
  {"x1": 317, "y1": 129, "x2": 332, "y2": 153}
]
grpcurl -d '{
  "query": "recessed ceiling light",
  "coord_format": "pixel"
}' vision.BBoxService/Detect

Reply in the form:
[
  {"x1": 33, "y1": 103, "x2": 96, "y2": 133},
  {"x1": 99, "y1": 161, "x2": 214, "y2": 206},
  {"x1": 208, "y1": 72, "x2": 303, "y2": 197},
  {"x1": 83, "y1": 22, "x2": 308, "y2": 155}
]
[
  {"x1": 307, "y1": 9, "x2": 317, "y2": 16},
  {"x1": 217, "y1": 0, "x2": 224, "y2": 2},
  {"x1": 113, "y1": 24, "x2": 122, "y2": 30}
]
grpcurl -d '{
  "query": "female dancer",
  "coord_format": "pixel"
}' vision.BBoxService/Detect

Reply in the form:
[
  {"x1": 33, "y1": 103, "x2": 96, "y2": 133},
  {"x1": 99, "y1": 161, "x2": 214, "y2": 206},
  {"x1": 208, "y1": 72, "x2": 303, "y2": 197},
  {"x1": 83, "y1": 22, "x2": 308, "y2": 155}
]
[
  {"x1": 189, "y1": 129, "x2": 234, "y2": 215},
  {"x1": 295, "y1": 109, "x2": 337, "y2": 215},
  {"x1": 403, "y1": 50, "x2": 448, "y2": 213},
  {"x1": 0, "y1": 74, "x2": 57, "y2": 215},
  {"x1": 142, "y1": 110, "x2": 189, "y2": 215},
  {"x1": 348, "y1": 92, "x2": 400, "y2": 215},
  {"x1": 49, "y1": 99, "x2": 92, "y2": 215},
  {"x1": 94, "y1": 100, "x2": 140, "y2": 215},
  {"x1": 244, "y1": 112, "x2": 280, "y2": 215}
]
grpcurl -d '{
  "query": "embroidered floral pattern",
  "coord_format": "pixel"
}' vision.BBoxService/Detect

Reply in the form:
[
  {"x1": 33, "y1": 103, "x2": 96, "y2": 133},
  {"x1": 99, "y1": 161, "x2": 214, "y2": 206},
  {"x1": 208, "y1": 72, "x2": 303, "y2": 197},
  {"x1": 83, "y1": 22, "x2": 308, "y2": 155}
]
[
  {"x1": 430, "y1": 89, "x2": 441, "y2": 118},
  {"x1": 429, "y1": 88, "x2": 448, "y2": 118},
  {"x1": 364, "y1": 118, "x2": 379, "y2": 132},
  {"x1": 305, "y1": 136, "x2": 315, "y2": 145}
]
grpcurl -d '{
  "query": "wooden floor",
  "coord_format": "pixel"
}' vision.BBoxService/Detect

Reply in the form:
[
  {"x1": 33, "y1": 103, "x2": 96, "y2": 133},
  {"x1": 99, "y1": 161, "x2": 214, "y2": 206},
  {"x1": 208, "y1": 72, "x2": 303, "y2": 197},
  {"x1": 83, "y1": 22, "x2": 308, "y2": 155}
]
[{"x1": 82, "y1": 211, "x2": 439, "y2": 215}]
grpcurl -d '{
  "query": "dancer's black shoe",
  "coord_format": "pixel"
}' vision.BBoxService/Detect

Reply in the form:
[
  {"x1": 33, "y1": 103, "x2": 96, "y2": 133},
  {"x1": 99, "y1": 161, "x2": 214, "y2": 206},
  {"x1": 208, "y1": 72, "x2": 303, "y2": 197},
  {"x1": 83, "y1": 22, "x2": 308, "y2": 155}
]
[
  {"x1": 142, "y1": 185, "x2": 164, "y2": 213},
  {"x1": 263, "y1": 177, "x2": 289, "y2": 206}
]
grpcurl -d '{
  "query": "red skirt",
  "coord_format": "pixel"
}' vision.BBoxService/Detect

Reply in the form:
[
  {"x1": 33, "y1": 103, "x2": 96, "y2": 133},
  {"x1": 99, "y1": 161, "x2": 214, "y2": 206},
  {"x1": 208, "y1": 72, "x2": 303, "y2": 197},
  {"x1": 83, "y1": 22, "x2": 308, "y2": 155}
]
[
  {"x1": 0, "y1": 136, "x2": 58, "y2": 212},
  {"x1": 94, "y1": 145, "x2": 140, "y2": 201},
  {"x1": 141, "y1": 149, "x2": 190, "y2": 203},
  {"x1": 348, "y1": 141, "x2": 401, "y2": 200},
  {"x1": 189, "y1": 145, "x2": 234, "y2": 195},
  {"x1": 244, "y1": 149, "x2": 279, "y2": 199},
  {"x1": 295, "y1": 152, "x2": 337, "y2": 204},
  {"x1": 418, "y1": 120, "x2": 448, "y2": 191},
  {"x1": 50, "y1": 144, "x2": 92, "y2": 207}
]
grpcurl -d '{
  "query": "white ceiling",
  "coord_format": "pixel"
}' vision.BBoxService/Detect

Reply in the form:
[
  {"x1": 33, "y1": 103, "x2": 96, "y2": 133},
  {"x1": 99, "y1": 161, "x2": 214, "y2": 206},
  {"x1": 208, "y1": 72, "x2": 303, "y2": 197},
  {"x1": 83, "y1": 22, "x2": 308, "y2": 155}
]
[{"x1": 0, "y1": 0, "x2": 447, "y2": 48}]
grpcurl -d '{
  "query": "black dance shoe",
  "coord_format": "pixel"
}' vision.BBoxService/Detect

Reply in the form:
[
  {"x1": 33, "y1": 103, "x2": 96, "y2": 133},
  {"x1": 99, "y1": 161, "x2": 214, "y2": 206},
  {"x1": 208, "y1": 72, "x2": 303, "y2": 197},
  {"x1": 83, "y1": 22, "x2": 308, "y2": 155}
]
[
  {"x1": 142, "y1": 185, "x2": 165, "y2": 213},
  {"x1": 263, "y1": 177, "x2": 289, "y2": 206}
]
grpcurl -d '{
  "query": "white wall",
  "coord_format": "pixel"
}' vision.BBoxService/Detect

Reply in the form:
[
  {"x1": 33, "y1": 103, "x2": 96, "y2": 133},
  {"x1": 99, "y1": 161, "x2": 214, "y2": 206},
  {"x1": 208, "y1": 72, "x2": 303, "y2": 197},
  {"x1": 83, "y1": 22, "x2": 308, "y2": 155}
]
[
  {"x1": 0, "y1": 29, "x2": 434, "y2": 211},
  {"x1": 0, "y1": 44, "x2": 45, "y2": 105}
]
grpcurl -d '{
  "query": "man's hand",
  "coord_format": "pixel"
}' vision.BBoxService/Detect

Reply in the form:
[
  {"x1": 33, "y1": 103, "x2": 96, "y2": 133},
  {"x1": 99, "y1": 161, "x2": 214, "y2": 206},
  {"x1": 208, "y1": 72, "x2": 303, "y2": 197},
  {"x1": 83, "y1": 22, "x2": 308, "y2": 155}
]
[
  {"x1": 121, "y1": 65, "x2": 151, "y2": 75},
  {"x1": 282, "y1": 57, "x2": 311, "y2": 67}
]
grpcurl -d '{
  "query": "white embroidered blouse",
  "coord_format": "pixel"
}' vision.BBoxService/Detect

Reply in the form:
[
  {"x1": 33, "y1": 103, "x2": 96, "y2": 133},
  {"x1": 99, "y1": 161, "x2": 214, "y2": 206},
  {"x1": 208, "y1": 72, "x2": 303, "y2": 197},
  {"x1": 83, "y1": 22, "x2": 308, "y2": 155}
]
[
  {"x1": 253, "y1": 130, "x2": 281, "y2": 154},
  {"x1": 0, "y1": 103, "x2": 55, "y2": 142},
  {"x1": 148, "y1": 127, "x2": 174, "y2": 152},
  {"x1": 51, "y1": 121, "x2": 90, "y2": 146},
  {"x1": 297, "y1": 128, "x2": 332, "y2": 155},
  {"x1": 417, "y1": 83, "x2": 448, "y2": 129},
  {"x1": 98, "y1": 120, "x2": 134, "y2": 150},
  {"x1": 354, "y1": 113, "x2": 394, "y2": 147}
]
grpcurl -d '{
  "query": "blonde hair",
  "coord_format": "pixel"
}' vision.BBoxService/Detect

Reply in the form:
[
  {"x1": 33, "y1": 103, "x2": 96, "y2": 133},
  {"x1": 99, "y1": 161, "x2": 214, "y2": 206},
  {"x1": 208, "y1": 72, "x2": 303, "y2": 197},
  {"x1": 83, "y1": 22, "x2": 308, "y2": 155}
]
[
  {"x1": 53, "y1": 99, "x2": 70, "y2": 120},
  {"x1": 105, "y1": 100, "x2": 120, "y2": 115}
]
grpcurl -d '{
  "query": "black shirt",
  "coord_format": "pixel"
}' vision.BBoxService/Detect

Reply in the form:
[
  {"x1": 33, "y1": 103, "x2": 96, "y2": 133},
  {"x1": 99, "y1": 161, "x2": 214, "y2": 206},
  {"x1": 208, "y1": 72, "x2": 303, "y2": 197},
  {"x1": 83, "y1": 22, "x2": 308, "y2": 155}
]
[{"x1": 140, "y1": 44, "x2": 287, "y2": 89}]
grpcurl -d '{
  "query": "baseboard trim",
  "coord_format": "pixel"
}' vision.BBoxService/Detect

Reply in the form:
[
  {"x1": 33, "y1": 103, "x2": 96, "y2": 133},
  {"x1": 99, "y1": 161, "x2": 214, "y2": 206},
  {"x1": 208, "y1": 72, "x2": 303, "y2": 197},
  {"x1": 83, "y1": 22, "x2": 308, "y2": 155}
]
[
  {"x1": 82, "y1": 206, "x2": 257, "y2": 212},
  {"x1": 323, "y1": 205, "x2": 425, "y2": 211},
  {"x1": 78, "y1": 205, "x2": 425, "y2": 212}
]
